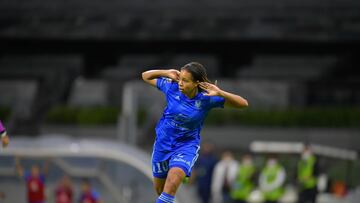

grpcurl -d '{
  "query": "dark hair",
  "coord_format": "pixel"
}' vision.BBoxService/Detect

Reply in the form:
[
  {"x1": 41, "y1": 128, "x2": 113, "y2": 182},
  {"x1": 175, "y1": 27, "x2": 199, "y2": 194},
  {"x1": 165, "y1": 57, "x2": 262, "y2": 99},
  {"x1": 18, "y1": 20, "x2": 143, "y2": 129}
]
[{"x1": 181, "y1": 62, "x2": 211, "y2": 83}]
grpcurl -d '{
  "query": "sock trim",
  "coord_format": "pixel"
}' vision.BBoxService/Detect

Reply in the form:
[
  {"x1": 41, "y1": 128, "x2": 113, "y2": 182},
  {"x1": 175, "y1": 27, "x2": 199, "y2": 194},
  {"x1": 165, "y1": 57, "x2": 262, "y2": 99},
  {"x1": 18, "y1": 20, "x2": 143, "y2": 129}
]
[{"x1": 159, "y1": 192, "x2": 174, "y2": 203}]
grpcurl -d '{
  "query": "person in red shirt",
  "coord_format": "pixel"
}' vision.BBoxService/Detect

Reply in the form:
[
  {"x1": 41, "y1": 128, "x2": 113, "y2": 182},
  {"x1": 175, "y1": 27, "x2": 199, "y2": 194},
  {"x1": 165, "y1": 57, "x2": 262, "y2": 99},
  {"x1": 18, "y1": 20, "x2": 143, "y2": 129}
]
[
  {"x1": 79, "y1": 179, "x2": 102, "y2": 203},
  {"x1": 55, "y1": 175, "x2": 73, "y2": 203},
  {"x1": 16, "y1": 157, "x2": 49, "y2": 203}
]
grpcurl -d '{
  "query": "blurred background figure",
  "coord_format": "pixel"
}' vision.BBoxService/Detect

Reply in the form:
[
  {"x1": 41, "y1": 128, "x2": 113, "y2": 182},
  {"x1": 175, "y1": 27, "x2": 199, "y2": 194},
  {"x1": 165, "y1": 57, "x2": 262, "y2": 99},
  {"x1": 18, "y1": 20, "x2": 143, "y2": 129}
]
[
  {"x1": 79, "y1": 179, "x2": 102, "y2": 203},
  {"x1": 55, "y1": 175, "x2": 74, "y2": 203},
  {"x1": 231, "y1": 153, "x2": 256, "y2": 203},
  {"x1": 193, "y1": 142, "x2": 218, "y2": 203},
  {"x1": 16, "y1": 157, "x2": 48, "y2": 203},
  {"x1": 297, "y1": 145, "x2": 319, "y2": 203},
  {"x1": 259, "y1": 155, "x2": 286, "y2": 203},
  {"x1": 211, "y1": 151, "x2": 239, "y2": 203},
  {"x1": 0, "y1": 191, "x2": 5, "y2": 203},
  {"x1": 331, "y1": 180, "x2": 348, "y2": 198}
]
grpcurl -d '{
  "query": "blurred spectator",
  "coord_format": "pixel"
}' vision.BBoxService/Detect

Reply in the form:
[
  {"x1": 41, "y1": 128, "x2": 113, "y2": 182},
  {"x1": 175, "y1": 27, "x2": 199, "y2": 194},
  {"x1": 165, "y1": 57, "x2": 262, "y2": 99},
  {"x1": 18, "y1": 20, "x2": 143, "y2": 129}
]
[
  {"x1": 231, "y1": 154, "x2": 256, "y2": 203},
  {"x1": 16, "y1": 157, "x2": 49, "y2": 203},
  {"x1": 211, "y1": 151, "x2": 239, "y2": 203},
  {"x1": 79, "y1": 179, "x2": 102, "y2": 203},
  {"x1": 297, "y1": 145, "x2": 318, "y2": 203},
  {"x1": 331, "y1": 180, "x2": 347, "y2": 198},
  {"x1": 259, "y1": 155, "x2": 286, "y2": 203},
  {"x1": 0, "y1": 191, "x2": 5, "y2": 202},
  {"x1": 55, "y1": 175, "x2": 74, "y2": 203},
  {"x1": 192, "y1": 142, "x2": 218, "y2": 203}
]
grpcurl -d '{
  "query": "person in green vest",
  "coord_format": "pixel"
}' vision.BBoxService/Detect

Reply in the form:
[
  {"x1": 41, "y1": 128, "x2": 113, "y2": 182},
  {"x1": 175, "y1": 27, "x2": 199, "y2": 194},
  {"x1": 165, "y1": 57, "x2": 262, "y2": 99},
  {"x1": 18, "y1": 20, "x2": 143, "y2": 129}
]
[
  {"x1": 231, "y1": 154, "x2": 256, "y2": 203},
  {"x1": 259, "y1": 155, "x2": 286, "y2": 203},
  {"x1": 297, "y1": 145, "x2": 318, "y2": 203}
]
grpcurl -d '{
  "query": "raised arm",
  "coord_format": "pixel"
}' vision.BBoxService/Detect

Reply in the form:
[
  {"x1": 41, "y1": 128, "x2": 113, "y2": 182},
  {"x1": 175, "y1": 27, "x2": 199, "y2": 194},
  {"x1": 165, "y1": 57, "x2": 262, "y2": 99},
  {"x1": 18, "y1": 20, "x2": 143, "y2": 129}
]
[
  {"x1": 219, "y1": 90, "x2": 248, "y2": 108},
  {"x1": 15, "y1": 157, "x2": 25, "y2": 178},
  {"x1": 199, "y1": 82, "x2": 248, "y2": 108},
  {"x1": 43, "y1": 159, "x2": 50, "y2": 176},
  {"x1": 141, "y1": 69, "x2": 180, "y2": 87}
]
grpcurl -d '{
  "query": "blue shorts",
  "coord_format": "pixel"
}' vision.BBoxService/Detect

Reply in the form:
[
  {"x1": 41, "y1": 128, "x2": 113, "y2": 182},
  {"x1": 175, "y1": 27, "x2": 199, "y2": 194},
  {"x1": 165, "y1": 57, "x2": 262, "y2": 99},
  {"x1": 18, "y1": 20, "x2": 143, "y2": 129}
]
[{"x1": 152, "y1": 145, "x2": 200, "y2": 178}]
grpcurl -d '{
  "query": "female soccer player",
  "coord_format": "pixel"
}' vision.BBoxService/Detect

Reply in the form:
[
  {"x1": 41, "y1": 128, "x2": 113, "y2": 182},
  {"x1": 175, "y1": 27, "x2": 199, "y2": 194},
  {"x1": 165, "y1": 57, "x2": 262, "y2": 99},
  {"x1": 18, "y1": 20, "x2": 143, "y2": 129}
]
[
  {"x1": 1, "y1": 120, "x2": 9, "y2": 148},
  {"x1": 142, "y1": 62, "x2": 248, "y2": 203}
]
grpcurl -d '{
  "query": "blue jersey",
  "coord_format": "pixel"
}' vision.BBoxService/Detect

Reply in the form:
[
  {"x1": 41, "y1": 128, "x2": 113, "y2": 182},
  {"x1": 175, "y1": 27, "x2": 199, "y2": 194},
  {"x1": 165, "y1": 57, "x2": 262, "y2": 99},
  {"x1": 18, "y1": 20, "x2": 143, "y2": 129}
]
[{"x1": 155, "y1": 77, "x2": 225, "y2": 151}]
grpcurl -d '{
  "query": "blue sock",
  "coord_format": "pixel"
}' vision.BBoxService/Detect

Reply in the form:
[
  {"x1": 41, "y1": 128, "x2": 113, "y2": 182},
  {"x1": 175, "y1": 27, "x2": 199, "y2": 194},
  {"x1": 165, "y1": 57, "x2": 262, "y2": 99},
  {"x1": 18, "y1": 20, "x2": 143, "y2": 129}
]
[{"x1": 156, "y1": 192, "x2": 175, "y2": 203}]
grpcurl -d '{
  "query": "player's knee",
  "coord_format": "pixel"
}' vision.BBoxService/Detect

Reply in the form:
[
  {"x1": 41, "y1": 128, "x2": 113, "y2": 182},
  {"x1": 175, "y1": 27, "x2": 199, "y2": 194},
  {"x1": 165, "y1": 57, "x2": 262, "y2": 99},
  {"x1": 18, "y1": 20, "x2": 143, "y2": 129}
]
[{"x1": 164, "y1": 168, "x2": 185, "y2": 194}]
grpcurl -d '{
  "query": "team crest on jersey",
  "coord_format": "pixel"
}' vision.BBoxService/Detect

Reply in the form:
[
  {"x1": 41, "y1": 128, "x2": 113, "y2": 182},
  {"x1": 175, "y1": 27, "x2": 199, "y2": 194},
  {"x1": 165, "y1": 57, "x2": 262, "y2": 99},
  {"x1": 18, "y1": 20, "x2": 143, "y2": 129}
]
[{"x1": 195, "y1": 100, "x2": 201, "y2": 109}]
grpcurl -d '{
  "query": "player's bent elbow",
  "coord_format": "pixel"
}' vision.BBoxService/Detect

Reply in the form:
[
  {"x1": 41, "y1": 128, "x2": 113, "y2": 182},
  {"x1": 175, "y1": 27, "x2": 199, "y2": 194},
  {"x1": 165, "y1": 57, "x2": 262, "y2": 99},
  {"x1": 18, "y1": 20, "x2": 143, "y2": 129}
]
[
  {"x1": 242, "y1": 99, "x2": 249, "y2": 107},
  {"x1": 234, "y1": 99, "x2": 248, "y2": 109},
  {"x1": 141, "y1": 72, "x2": 148, "y2": 81},
  {"x1": 142, "y1": 72, "x2": 153, "y2": 83}
]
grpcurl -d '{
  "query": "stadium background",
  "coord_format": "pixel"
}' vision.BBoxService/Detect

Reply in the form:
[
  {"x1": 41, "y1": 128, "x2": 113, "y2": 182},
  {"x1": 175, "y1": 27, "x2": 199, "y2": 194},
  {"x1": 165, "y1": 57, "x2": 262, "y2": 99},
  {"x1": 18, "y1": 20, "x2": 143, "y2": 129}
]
[{"x1": 0, "y1": 0, "x2": 359, "y2": 202}]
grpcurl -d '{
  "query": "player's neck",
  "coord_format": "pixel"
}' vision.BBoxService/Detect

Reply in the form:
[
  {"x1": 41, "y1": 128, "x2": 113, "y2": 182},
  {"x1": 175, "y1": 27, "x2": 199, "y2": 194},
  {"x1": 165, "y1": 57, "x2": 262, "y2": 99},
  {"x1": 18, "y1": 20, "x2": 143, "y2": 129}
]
[{"x1": 184, "y1": 88, "x2": 198, "y2": 99}]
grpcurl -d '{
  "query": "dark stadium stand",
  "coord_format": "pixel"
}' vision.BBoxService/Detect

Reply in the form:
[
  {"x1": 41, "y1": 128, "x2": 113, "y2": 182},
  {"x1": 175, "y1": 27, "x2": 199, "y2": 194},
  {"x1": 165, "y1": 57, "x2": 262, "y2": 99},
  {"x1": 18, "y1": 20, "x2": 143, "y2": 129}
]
[
  {"x1": 0, "y1": 55, "x2": 83, "y2": 135},
  {"x1": 237, "y1": 55, "x2": 337, "y2": 80},
  {"x1": 0, "y1": 1, "x2": 359, "y2": 202},
  {"x1": 0, "y1": 0, "x2": 359, "y2": 40}
]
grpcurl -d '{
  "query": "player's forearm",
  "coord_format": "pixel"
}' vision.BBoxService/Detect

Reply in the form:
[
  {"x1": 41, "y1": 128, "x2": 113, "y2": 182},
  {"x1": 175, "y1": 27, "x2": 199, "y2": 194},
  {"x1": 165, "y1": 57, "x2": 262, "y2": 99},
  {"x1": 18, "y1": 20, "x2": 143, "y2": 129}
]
[
  {"x1": 43, "y1": 159, "x2": 51, "y2": 176},
  {"x1": 15, "y1": 164, "x2": 24, "y2": 177},
  {"x1": 142, "y1": 70, "x2": 170, "y2": 80},
  {"x1": 219, "y1": 90, "x2": 248, "y2": 108}
]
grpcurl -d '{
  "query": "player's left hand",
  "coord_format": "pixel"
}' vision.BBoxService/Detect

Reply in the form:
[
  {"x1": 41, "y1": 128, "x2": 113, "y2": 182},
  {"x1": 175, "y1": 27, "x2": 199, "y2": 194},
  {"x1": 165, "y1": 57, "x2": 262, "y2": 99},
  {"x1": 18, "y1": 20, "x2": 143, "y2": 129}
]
[
  {"x1": 1, "y1": 134, "x2": 9, "y2": 148},
  {"x1": 199, "y1": 82, "x2": 221, "y2": 96}
]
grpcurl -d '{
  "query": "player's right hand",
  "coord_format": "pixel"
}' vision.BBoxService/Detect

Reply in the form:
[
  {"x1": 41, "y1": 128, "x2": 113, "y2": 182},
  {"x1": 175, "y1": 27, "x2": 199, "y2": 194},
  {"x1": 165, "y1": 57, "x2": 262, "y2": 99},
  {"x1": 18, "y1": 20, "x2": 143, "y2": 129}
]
[{"x1": 167, "y1": 69, "x2": 180, "y2": 82}]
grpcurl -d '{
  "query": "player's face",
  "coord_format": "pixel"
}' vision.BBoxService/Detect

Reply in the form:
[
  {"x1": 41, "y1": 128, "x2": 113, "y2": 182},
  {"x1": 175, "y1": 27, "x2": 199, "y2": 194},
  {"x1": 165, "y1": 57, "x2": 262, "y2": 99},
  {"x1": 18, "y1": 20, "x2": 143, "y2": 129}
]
[
  {"x1": 81, "y1": 183, "x2": 90, "y2": 192},
  {"x1": 178, "y1": 70, "x2": 199, "y2": 95}
]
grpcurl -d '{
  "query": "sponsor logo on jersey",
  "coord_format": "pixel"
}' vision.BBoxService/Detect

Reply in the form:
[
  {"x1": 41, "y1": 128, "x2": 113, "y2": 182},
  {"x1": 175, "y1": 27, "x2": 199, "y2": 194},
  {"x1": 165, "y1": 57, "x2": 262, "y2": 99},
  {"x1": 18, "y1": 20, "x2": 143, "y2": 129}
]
[
  {"x1": 195, "y1": 100, "x2": 201, "y2": 109},
  {"x1": 173, "y1": 157, "x2": 191, "y2": 166}
]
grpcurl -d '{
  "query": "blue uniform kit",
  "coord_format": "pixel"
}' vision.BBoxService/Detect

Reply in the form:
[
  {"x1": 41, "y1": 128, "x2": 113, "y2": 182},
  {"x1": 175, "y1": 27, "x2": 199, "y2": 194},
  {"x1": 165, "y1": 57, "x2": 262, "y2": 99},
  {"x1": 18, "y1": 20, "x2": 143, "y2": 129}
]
[{"x1": 152, "y1": 77, "x2": 225, "y2": 178}]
